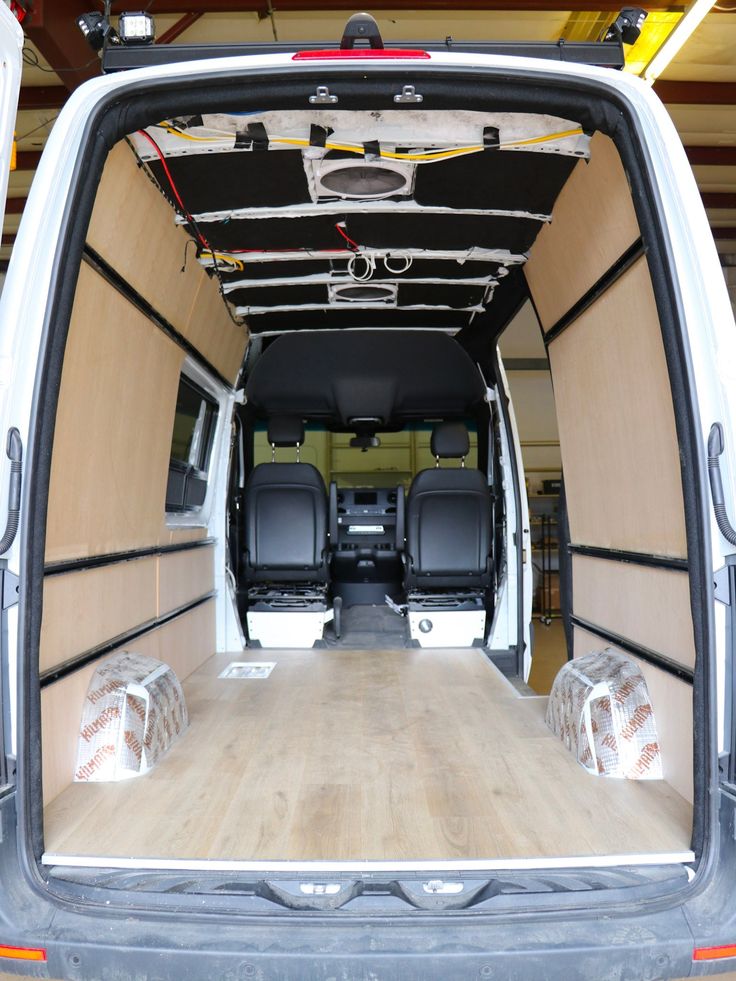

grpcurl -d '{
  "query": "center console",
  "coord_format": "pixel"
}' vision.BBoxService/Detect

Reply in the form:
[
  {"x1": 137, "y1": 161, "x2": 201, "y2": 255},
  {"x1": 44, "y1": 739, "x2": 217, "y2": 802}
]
[{"x1": 330, "y1": 486, "x2": 404, "y2": 605}]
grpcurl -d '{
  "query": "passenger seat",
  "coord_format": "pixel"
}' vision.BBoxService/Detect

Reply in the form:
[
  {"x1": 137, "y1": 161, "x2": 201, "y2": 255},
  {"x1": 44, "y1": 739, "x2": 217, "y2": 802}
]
[{"x1": 404, "y1": 421, "x2": 491, "y2": 589}]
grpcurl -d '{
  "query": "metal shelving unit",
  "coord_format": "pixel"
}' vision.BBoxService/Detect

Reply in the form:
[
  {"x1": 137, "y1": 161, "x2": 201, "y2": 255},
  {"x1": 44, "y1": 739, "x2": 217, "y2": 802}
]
[{"x1": 529, "y1": 495, "x2": 560, "y2": 624}]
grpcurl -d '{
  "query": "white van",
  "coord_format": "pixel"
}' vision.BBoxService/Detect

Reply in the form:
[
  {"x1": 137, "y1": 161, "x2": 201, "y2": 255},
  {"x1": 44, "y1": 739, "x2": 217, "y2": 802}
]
[{"x1": 0, "y1": 6, "x2": 733, "y2": 978}]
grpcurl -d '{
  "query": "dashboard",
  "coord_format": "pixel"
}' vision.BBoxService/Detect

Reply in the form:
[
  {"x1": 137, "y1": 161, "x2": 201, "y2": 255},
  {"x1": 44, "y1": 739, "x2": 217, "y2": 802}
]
[{"x1": 335, "y1": 487, "x2": 399, "y2": 549}]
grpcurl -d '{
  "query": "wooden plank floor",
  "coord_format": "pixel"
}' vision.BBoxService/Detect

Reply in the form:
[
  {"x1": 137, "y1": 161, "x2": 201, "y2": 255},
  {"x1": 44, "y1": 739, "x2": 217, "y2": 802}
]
[{"x1": 44, "y1": 648, "x2": 692, "y2": 862}]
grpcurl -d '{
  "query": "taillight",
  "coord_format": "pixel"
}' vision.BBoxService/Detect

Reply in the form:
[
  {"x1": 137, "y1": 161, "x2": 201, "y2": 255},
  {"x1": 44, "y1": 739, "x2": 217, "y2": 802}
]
[{"x1": 292, "y1": 49, "x2": 430, "y2": 60}]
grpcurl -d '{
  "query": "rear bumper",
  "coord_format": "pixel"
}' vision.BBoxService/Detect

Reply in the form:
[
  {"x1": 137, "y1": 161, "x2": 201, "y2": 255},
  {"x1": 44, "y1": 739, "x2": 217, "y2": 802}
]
[{"x1": 5, "y1": 795, "x2": 736, "y2": 979}]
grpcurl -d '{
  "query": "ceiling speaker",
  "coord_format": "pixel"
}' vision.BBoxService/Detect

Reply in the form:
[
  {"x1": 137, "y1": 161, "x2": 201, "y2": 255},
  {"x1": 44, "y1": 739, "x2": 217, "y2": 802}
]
[
  {"x1": 331, "y1": 283, "x2": 396, "y2": 303},
  {"x1": 316, "y1": 159, "x2": 412, "y2": 199}
]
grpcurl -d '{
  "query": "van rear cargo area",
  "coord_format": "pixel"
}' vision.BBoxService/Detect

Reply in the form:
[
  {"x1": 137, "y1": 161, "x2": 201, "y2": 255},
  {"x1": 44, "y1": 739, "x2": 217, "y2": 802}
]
[
  {"x1": 30, "y1": 76, "x2": 703, "y2": 895},
  {"x1": 43, "y1": 646, "x2": 692, "y2": 864}
]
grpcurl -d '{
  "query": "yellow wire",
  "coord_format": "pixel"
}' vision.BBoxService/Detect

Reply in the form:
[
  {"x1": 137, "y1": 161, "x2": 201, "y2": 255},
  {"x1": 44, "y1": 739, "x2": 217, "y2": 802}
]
[
  {"x1": 156, "y1": 124, "x2": 585, "y2": 160},
  {"x1": 201, "y1": 250, "x2": 245, "y2": 271},
  {"x1": 501, "y1": 127, "x2": 584, "y2": 148},
  {"x1": 264, "y1": 136, "x2": 484, "y2": 161},
  {"x1": 159, "y1": 125, "x2": 221, "y2": 143}
]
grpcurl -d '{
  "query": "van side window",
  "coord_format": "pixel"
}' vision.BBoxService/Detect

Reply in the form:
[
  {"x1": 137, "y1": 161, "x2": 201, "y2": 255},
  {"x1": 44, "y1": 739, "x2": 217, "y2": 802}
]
[{"x1": 166, "y1": 375, "x2": 218, "y2": 513}]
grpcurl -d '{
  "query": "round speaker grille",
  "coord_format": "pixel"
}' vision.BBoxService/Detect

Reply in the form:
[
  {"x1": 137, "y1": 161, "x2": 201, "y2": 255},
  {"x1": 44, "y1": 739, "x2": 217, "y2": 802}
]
[
  {"x1": 321, "y1": 165, "x2": 407, "y2": 198},
  {"x1": 334, "y1": 284, "x2": 395, "y2": 302}
]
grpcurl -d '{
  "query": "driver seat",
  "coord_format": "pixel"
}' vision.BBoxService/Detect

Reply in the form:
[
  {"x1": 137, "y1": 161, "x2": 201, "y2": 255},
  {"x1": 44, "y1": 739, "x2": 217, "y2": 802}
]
[{"x1": 245, "y1": 416, "x2": 328, "y2": 583}]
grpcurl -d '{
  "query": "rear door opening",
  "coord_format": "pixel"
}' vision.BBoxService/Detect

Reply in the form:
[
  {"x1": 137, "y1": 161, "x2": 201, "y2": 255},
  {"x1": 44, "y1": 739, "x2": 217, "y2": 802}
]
[{"x1": 12, "y1": 48, "x2": 710, "y2": 932}]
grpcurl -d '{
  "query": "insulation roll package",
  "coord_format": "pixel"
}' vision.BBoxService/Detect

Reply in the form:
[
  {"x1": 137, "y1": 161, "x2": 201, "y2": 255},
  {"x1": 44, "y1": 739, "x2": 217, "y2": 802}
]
[
  {"x1": 74, "y1": 652, "x2": 188, "y2": 782},
  {"x1": 546, "y1": 648, "x2": 662, "y2": 780}
]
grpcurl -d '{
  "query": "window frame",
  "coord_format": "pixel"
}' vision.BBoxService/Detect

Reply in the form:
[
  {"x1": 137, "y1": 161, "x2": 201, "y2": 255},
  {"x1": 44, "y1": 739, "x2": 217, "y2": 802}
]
[{"x1": 166, "y1": 369, "x2": 220, "y2": 516}]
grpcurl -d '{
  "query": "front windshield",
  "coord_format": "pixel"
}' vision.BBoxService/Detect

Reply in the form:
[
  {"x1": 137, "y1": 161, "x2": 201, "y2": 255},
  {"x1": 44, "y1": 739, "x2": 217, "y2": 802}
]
[{"x1": 253, "y1": 421, "x2": 478, "y2": 489}]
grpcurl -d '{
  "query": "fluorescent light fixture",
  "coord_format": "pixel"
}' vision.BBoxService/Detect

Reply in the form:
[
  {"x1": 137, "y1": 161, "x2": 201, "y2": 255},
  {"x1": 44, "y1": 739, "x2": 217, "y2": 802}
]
[{"x1": 641, "y1": 0, "x2": 717, "y2": 84}]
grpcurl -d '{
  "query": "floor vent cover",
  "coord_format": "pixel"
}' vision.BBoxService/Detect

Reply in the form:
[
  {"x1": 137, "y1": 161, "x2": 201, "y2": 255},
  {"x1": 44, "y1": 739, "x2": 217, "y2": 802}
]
[{"x1": 219, "y1": 662, "x2": 275, "y2": 680}]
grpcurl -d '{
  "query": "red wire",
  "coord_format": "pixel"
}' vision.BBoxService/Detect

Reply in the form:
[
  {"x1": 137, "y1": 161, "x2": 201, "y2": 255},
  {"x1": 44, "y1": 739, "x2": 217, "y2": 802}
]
[
  {"x1": 227, "y1": 248, "x2": 353, "y2": 255},
  {"x1": 335, "y1": 223, "x2": 361, "y2": 251},
  {"x1": 137, "y1": 131, "x2": 363, "y2": 259},
  {"x1": 137, "y1": 129, "x2": 210, "y2": 250}
]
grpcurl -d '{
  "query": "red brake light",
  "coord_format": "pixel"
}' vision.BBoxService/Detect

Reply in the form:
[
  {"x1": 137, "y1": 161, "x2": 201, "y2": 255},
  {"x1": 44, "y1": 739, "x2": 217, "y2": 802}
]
[
  {"x1": 292, "y1": 49, "x2": 430, "y2": 60},
  {"x1": 693, "y1": 944, "x2": 736, "y2": 961}
]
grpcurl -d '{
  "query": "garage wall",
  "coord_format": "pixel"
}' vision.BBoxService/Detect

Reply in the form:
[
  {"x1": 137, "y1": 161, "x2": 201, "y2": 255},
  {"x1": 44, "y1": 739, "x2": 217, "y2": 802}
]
[
  {"x1": 41, "y1": 141, "x2": 246, "y2": 806},
  {"x1": 525, "y1": 132, "x2": 694, "y2": 804}
]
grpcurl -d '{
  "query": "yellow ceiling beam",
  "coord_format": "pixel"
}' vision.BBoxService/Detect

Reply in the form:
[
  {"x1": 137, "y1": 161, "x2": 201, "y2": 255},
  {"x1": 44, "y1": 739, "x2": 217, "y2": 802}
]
[
  {"x1": 560, "y1": 11, "x2": 611, "y2": 43},
  {"x1": 640, "y1": 0, "x2": 718, "y2": 82},
  {"x1": 622, "y1": 11, "x2": 681, "y2": 74},
  {"x1": 561, "y1": 6, "x2": 717, "y2": 81}
]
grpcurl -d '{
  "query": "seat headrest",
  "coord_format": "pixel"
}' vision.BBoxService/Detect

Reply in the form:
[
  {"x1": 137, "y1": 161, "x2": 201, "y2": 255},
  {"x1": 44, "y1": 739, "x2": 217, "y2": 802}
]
[
  {"x1": 431, "y1": 421, "x2": 469, "y2": 459},
  {"x1": 268, "y1": 416, "x2": 304, "y2": 447}
]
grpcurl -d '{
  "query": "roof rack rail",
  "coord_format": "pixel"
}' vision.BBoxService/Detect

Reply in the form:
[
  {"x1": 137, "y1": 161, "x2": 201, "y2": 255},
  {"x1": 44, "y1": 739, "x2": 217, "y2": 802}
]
[{"x1": 98, "y1": 10, "x2": 634, "y2": 74}]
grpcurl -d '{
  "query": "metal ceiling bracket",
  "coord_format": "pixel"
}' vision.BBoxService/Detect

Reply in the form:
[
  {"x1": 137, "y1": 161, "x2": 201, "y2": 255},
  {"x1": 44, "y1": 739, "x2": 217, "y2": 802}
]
[
  {"x1": 309, "y1": 86, "x2": 338, "y2": 105},
  {"x1": 394, "y1": 85, "x2": 423, "y2": 104}
]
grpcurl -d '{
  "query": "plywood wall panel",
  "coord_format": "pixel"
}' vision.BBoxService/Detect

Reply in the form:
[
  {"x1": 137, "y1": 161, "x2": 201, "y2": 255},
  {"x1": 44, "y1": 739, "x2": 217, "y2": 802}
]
[
  {"x1": 188, "y1": 274, "x2": 248, "y2": 383},
  {"x1": 158, "y1": 546, "x2": 214, "y2": 616},
  {"x1": 40, "y1": 558, "x2": 158, "y2": 674},
  {"x1": 572, "y1": 556, "x2": 695, "y2": 671},
  {"x1": 168, "y1": 527, "x2": 209, "y2": 546},
  {"x1": 573, "y1": 627, "x2": 693, "y2": 804},
  {"x1": 40, "y1": 546, "x2": 215, "y2": 674},
  {"x1": 155, "y1": 598, "x2": 215, "y2": 683},
  {"x1": 524, "y1": 133, "x2": 641, "y2": 330},
  {"x1": 41, "y1": 599, "x2": 215, "y2": 806},
  {"x1": 87, "y1": 141, "x2": 247, "y2": 383},
  {"x1": 45, "y1": 263, "x2": 185, "y2": 562},
  {"x1": 547, "y1": 256, "x2": 687, "y2": 558},
  {"x1": 41, "y1": 660, "x2": 99, "y2": 808}
]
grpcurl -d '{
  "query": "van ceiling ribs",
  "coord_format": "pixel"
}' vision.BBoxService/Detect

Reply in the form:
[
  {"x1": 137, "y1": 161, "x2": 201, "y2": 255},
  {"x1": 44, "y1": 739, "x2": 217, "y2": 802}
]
[
  {"x1": 176, "y1": 203, "x2": 553, "y2": 224},
  {"x1": 221, "y1": 273, "x2": 500, "y2": 291},
  {"x1": 234, "y1": 302, "x2": 488, "y2": 316},
  {"x1": 132, "y1": 108, "x2": 585, "y2": 332},
  {"x1": 199, "y1": 248, "x2": 522, "y2": 266}
]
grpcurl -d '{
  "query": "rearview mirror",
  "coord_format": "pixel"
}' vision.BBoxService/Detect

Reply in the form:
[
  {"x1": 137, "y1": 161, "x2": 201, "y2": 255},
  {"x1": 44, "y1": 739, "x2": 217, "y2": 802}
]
[{"x1": 350, "y1": 435, "x2": 381, "y2": 451}]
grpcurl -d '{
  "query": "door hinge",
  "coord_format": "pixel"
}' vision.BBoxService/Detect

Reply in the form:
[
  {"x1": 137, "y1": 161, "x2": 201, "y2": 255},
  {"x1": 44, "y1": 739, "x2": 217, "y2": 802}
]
[
  {"x1": 714, "y1": 564, "x2": 732, "y2": 605},
  {"x1": 1, "y1": 569, "x2": 18, "y2": 610}
]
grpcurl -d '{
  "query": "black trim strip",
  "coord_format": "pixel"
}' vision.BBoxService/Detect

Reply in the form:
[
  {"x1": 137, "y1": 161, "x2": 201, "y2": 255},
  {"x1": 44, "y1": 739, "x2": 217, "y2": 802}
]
[
  {"x1": 571, "y1": 614, "x2": 694, "y2": 684},
  {"x1": 544, "y1": 239, "x2": 646, "y2": 346},
  {"x1": 44, "y1": 537, "x2": 216, "y2": 577},
  {"x1": 503, "y1": 358, "x2": 550, "y2": 371},
  {"x1": 569, "y1": 544, "x2": 688, "y2": 572},
  {"x1": 40, "y1": 591, "x2": 216, "y2": 688},
  {"x1": 103, "y1": 39, "x2": 625, "y2": 73},
  {"x1": 82, "y1": 246, "x2": 235, "y2": 391}
]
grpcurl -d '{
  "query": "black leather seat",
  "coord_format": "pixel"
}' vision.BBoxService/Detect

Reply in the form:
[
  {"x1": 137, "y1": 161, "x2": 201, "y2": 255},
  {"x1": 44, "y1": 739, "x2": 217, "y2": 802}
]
[
  {"x1": 405, "y1": 422, "x2": 491, "y2": 589},
  {"x1": 245, "y1": 417, "x2": 328, "y2": 583}
]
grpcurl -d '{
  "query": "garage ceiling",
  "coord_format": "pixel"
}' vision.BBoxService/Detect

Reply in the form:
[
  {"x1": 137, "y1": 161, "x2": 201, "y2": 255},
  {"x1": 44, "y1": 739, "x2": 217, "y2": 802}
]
[{"x1": 6, "y1": 0, "x2": 736, "y2": 271}]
